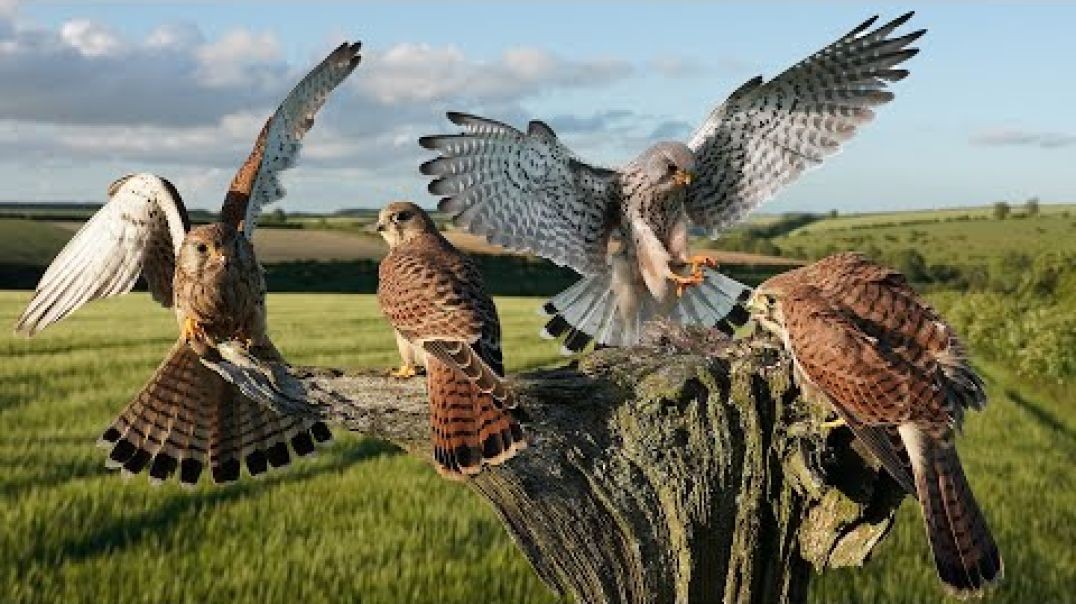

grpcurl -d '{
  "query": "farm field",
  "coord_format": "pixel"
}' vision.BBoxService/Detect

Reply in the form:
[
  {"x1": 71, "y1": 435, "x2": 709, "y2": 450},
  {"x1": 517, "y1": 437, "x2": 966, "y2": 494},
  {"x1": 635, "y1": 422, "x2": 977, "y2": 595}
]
[
  {"x1": 0, "y1": 292, "x2": 1072, "y2": 603},
  {"x1": 775, "y1": 207, "x2": 1076, "y2": 267},
  {"x1": 15, "y1": 218, "x2": 796, "y2": 268}
]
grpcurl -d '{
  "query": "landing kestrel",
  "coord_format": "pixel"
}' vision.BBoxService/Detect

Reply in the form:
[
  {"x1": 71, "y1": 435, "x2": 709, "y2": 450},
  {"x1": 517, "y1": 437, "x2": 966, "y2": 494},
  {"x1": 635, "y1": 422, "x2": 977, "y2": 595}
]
[
  {"x1": 419, "y1": 13, "x2": 922, "y2": 352},
  {"x1": 748, "y1": 252, "x2": 1002, "y2": 596},
  {"x1": 15, "y1": 41, "x2": 363, "y2": 486},
  {"x1": 376, "y1": 202, "x2": 526, "y2": 478}
]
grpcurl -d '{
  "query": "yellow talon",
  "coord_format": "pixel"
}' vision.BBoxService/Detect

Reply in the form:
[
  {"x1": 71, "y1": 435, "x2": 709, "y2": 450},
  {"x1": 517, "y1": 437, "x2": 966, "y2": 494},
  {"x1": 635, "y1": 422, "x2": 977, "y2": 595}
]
[
  {"x1": 687, "y1": 254, "x2": 719, "y2": 275},
  {"x1": 668, "y1": 255, "x2": 717, "y2": 297},
  {"x1": 670, "y1": 272, "x2": 705, "y2": 297},
  {"x1": 388, "y1": 364, "x2": 419, "y2": 379},
  {"x1": 181, "y1": 317, "x2": 205, "y2": 343}
]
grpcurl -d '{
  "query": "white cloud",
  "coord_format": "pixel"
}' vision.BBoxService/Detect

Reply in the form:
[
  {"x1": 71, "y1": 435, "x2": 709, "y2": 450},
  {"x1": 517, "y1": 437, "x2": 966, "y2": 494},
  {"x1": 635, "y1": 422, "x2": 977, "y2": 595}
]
[
  {"x1": 0, "y1": 3, "x2": 657, "y2": 209},
  {"x1": 970, "y1": 128, "x2": 1076, "y2": 149},
  {"x1": 0, "y1": 0, "x2": 18, "y2": 19},
  {"x1": 649, "y1": 56, "x2": 705, "y2": 78},
  {"x1": 145, "y1": 22, "x2": 203, "y2": 50},
  {"x1": 194, "y1": 29, "x2": 282, "y2": 88},
  {"x1": 60, "y1": 19, "x2": 121, "y2": 57},
  {"x1": 358, "y1": 43, "x2": 632, "y2": 104}
]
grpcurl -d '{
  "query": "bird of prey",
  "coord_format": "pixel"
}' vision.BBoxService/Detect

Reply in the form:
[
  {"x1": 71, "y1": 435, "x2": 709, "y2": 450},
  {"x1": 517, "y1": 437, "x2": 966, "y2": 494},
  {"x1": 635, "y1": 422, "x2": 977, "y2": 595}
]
[
  {"x1": 748, "y1": 252, "x2": 1002, "y2": 597},
  {"x1": 14, "y1": 41, "x2": 363, "y2": 486},
  {"x1": 376, "y1": 201, "x2": 526, "y2": 478},
  {"x1": 419, "y1": 13, "x2": 923, "y2": 352}
]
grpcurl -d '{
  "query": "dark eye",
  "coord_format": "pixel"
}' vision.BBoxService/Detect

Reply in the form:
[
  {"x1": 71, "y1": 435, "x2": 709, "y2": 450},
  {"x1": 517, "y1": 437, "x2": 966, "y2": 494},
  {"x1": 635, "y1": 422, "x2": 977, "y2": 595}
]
[
  {"x1": 195, "y1": 243, "x2": 208, "y2": 254},
  {"x1": 394, "y1": 210, "x2": 413, "y2": 222},
  {"x1": 667, "y1": 163, "x2": 679, "y2": 174}
]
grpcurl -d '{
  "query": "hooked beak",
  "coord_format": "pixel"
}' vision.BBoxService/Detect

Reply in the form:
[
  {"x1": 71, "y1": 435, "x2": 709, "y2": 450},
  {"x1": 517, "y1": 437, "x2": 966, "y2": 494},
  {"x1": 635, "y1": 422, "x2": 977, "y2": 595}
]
[
  {"x1": 673, "y1": 169, "x2": 694, "y2": 187},
  {"x1": 375, "y1": 221, "x2": 387, "y2": 232}
]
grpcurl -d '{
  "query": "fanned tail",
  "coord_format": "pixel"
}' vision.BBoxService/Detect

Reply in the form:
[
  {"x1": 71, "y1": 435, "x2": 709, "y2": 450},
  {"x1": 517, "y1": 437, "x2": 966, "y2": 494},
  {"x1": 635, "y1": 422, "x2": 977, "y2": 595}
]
[
  {"x1": 99, "y1": 340, "x2": 332, "y2": 486},
  {"x1": 541, "y1": 267, "x2": 751, "y2": 353},
  {"x1": 899, "y1": 424, "x2": 1003, "y2": 597},
  {"x1": 426, "y1": 357, "x2": 525, "y2": 479}
]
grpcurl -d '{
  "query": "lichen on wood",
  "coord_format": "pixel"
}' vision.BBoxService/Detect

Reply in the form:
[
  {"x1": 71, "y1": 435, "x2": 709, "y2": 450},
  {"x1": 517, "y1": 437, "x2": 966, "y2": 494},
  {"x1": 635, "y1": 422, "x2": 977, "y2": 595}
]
[{"x1": 203, "y1": 324, "x2": 905, "y2": 604}]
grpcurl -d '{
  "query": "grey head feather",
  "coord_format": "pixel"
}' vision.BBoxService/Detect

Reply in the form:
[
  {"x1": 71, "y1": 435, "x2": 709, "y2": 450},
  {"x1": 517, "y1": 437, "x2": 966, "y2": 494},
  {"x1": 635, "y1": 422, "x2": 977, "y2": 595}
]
[{"x1": 635, "y1": 141, "x2": 696, "y2": 181}]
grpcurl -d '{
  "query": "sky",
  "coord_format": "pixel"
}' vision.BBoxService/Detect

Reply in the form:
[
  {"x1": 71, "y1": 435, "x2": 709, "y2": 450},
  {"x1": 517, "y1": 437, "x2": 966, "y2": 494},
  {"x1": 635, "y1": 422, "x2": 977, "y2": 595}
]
[{"x1": 0, "y1": 1, "x2": 1072, "y2": 214}]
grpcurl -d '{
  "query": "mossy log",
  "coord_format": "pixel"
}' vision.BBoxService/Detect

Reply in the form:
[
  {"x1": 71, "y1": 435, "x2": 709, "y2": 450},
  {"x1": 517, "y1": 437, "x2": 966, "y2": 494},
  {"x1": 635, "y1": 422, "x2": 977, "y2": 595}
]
[{"x1": 203, "y1": 325, "x2": 906, "y2": 604}]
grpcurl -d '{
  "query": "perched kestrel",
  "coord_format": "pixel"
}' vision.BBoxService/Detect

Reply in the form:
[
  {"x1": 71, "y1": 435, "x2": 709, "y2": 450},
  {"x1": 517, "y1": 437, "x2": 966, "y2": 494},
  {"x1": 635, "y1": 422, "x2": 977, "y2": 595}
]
[
  {"x1": 14, "y1": 41, "x2": 363, "y2": 486},
  {"x1": 376, "y1": 202, "x2": 526, "y2": 478},
  {"x1": 748, "y1": 252, "x2": 1002, "y2": 596},
  {"x1": 419, "y1": 13, "x2": 922, "y2": 352}
]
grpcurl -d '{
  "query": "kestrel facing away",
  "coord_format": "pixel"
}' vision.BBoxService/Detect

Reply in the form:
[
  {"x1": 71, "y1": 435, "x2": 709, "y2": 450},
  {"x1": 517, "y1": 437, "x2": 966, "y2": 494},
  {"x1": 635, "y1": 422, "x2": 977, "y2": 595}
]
[
  {"x1": 14, "y1": 41, "x2": 363, "y2": 486},
  {"x1": 376, "y1": 202, "x2": 526, "y2": 479},
  {"x1": 419, "y1": 13, "x2": 922, "y2": 352},
  {"x1": 748, "y1": 252, "x2": 1002, "y2": 596}
]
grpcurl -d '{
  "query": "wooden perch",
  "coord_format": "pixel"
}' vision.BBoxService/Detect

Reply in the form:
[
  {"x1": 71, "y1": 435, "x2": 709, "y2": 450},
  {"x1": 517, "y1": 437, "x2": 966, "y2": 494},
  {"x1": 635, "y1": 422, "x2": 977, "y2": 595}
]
[{"x1": 202, "y1": 324, "x2": 906, "y2": 604}]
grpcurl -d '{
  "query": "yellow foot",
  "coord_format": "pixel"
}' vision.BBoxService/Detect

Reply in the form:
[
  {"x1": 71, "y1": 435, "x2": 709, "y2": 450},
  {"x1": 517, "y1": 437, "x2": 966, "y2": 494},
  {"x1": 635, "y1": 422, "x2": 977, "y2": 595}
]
[
  {"x1": 821, "y1": 417, "x2": 847, "y2": 430},
  {"x1": 181, "y1": 317, "x2": 207, "y2": 344},
  {"x1": 670, "y1": 272, "x2": 705, "y2": 297},
  {"x1": 686, "y1": 254, "x2": 719, "y2": 275},
  {"x1": 668, "y1": 255, "x2": 719, "y2": 297},
  {"x1": 387, "y1": 364, "x2": 419, "y2": 379}
]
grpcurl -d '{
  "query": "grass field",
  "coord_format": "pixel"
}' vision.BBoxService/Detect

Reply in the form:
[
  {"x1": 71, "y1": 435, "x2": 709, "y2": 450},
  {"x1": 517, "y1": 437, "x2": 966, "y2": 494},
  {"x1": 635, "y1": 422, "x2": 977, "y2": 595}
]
[
  {"x1": 1, "y1": 292, "x2": 1072, "y2": 603},
  {"x1": 775, "y1": 211, "x2": 1076, "y2": 267},
  {"x1": 0, "y1": 220, "x2": 74, "y2": 267}
]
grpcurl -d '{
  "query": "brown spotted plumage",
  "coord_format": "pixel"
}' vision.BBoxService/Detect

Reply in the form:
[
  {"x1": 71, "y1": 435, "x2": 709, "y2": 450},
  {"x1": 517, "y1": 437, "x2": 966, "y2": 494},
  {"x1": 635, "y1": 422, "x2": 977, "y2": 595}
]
[
  {"x1": 17, "y1": 41, "x2": 362, "y2": 486},
  {"x1": 750, "y1": 252, "x2": 1002, "y2": 597},
  {"x1": 376, "y1": 202, "x2": 525, "y2": 478}
]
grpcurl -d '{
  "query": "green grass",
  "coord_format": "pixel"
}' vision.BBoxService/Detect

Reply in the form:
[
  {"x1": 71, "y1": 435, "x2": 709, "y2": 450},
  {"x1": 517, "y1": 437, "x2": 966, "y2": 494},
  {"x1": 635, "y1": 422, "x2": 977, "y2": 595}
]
[
  {"x1": 786, "y1": 203, "x2": 1076, "y2": 235},
  {"x1": 776, "y1": 212, "x2": 1076, "y2": 267},
  {"x1": 1, "y1": 292, "x2": 1073, "y2": 603},
  {"x1": 0, "y1": 220, "x2": 73, "y2": 266}
]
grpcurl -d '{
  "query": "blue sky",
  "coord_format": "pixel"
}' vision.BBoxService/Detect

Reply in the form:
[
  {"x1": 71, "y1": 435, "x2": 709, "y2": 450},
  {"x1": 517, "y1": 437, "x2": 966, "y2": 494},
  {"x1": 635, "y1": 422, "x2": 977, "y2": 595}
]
[{"x1": 2, "y1": 2, "x2": 1073, "y2": 214}]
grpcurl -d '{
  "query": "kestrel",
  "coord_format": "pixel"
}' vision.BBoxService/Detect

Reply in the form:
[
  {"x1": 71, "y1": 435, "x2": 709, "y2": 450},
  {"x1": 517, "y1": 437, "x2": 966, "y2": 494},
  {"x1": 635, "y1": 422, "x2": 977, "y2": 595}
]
[
  {"x1": 376, "y1": 202, "x2": 526, "y2": 478},
  {"x1": 14, "y1": 41, "x2": 363, "y2": 486},
  {"x1": 419, "y1": 13, "x2": 922, "y2": 352},
  {"x1": 748, "y1": 252, "x2": 1002, "y2": 596}
]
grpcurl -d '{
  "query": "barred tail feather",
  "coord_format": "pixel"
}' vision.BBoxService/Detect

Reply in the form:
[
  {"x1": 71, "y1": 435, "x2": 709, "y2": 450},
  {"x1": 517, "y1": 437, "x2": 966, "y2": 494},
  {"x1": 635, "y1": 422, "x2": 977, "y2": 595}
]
[
  {"x1": 672, "y1": 268, "x2": 752, "y2": 335},
  {"x1": 99, "y1": 340, "x2": 332, "y2": 486},
  {"x1": 427, "y1": 358, "x2": 525, "y2": 479},
  {"x1": 542, "y1": 268, "x2": 751, "y2": 352},
  {"x1": 899, "y1": 424, "x2": 1003, "y2": 597}
]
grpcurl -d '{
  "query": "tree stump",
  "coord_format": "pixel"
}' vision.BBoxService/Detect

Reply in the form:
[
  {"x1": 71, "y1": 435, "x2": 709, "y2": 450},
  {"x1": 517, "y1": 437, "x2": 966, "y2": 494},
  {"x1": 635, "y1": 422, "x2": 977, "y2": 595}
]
[{"x1": 202, "y1": 325, "x2": 906, "y2": 604}]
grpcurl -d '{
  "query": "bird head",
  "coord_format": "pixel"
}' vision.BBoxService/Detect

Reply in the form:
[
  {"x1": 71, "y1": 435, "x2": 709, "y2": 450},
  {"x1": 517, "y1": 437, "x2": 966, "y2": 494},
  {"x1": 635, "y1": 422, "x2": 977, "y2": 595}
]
[
  {"x1": 376, "y1": 201, "x2": 436, "y2": 248},
  {"x1": 178, "y1": 223, "x2": 243, "y2": 276},
  {"x1": 637, "y1": 141, "x2": 696, "y2": 193}
]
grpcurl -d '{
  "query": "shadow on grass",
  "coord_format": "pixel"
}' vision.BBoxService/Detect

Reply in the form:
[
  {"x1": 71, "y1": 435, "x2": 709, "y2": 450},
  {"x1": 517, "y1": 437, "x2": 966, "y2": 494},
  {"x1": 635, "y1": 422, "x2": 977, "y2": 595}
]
[
  {"x1": 17, "y1": 439, "x2": 401, "y2": 566},
  {"x1": 1005, "y1": 388, "x2": 1076, "y2": 449}
]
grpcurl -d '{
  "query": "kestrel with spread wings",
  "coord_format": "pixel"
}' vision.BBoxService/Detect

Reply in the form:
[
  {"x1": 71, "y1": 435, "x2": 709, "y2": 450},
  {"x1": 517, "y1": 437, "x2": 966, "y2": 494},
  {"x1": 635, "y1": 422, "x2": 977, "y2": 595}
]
[
  {"x1": 14, "y1": 41, "x2": 363, "y2": 486},
  {"x1": 748, "y1": 252, "x2": 1002, "y2": 596},
  {"x1": 419, "y1": 13, "x2": 923, "y2": 352},
  {"x1": 376, "y1": 202, "x2": 526, "y2": 478}
]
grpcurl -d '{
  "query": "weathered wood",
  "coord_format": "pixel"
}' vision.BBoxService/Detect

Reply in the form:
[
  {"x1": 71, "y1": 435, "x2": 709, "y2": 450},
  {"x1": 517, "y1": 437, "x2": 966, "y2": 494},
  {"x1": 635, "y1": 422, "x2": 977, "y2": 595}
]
[{"x1": 203, "y1": 326, "x2": 905, "y2": 604}]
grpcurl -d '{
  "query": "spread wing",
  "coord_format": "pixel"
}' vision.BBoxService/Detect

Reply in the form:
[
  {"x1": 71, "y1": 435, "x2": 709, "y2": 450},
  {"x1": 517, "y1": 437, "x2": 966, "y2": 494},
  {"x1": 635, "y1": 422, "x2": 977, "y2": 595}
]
[
  {"x1": 686, "y1": 12, "x2": 923, "y2": 234},
  {"x1": 15, "y1": 173, "x2": 189, "y2": 336},
  {"x1": 419, "y1": 112, "x2": 619, "y2": 276},
  {"x1": 220, "y1": 41, "x2": 362, "y2": 239}
]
